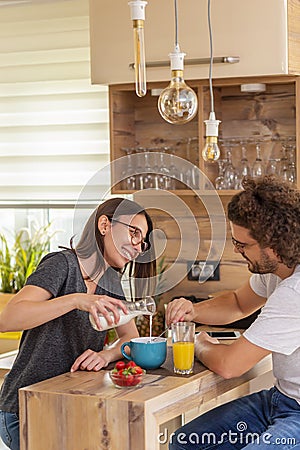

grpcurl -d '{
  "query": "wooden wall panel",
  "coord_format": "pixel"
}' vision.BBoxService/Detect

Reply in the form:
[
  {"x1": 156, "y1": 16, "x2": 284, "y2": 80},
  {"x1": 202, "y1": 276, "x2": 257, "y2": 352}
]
[
  {"x1": 288, "y1": 0, "x2": 300, "y2": 74},
  {"x1": 134, "y1": 193, "x2": 250, "y2": 303},
  {"x1": 201, "y1": 80, "x2": 296, "y2": 183},
  {"x1": 121, "y1": 76, "x2": 298, "y2": 302},
  {"x1": 163, "y1": 256, "x2": 250, "y2": 301},
  {"x1": 110, "y1": 87, "x2": 198, "y2": 160},
  {"x1": 110, "y1": 77, "x2": 297, "y2": 192}
]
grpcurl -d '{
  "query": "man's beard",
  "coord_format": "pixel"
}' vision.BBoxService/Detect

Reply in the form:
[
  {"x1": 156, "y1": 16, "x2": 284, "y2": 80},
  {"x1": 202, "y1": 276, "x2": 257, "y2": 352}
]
[{"x1": 243, "y1": 250, "x2": 279, "y2": 274}]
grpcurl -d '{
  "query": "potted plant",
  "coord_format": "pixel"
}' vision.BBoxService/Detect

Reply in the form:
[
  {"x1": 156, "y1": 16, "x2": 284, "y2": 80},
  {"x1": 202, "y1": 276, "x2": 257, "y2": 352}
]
[
  {"x1": 0, "y1": 223, "x2": 55, "y2": 294},
  {"x1": 0, "y1": 224, "x2": 55, "y2": 340}
]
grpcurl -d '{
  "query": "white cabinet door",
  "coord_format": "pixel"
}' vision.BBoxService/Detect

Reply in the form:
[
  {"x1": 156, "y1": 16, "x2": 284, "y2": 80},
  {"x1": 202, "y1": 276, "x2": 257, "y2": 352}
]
[{"x1": 90, "y1": 0, "x2": 292, "y2": 85}]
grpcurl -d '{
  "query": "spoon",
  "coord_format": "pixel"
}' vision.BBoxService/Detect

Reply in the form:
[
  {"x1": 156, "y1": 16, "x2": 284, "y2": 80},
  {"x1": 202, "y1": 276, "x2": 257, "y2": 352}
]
[{"x1": 151, "y1": 326, "x2": 170, "y2": 341}]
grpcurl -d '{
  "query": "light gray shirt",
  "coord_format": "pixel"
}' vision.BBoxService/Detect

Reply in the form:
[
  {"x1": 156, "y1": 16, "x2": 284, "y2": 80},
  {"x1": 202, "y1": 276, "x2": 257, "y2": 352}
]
[{"x1": 244, "y1": 265, "x2": 300, "y2": 403}]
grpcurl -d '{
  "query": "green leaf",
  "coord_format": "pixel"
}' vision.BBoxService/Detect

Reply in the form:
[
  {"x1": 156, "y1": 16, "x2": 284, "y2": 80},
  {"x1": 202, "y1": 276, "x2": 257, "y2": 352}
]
[{"x1": 0, "y1": 223, "x2": 58, "y2": 293}]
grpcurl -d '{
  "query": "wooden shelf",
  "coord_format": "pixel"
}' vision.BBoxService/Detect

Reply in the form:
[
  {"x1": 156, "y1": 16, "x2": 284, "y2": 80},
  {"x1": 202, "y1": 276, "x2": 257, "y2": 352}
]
[{"x1": 109, "y1": 75, "x2": 299, "y2": 196}]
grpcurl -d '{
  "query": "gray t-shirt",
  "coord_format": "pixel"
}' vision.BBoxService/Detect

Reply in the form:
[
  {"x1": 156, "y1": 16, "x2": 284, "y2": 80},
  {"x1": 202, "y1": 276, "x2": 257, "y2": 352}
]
[
  {"x1": 0, "y1": 250, "x2": 125, "y2": 414},
  {"x1": 244, "y1": 265, "x2": 300, "y2": 403}
]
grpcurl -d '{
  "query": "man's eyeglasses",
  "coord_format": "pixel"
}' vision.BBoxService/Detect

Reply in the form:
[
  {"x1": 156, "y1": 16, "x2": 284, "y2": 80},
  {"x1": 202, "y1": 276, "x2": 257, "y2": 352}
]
[
  {"x1": 231, "y1": 236, "x2": 257, "y2": 252},
  {"x1": 111, "y1": 219, "x2": 149, "y2": 253}
]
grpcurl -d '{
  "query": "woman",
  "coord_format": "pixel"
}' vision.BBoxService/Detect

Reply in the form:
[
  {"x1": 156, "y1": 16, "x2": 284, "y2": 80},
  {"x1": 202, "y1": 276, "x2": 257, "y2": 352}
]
[{"x1": 0, "y1": 198, "x2": 156, "y2": 450}]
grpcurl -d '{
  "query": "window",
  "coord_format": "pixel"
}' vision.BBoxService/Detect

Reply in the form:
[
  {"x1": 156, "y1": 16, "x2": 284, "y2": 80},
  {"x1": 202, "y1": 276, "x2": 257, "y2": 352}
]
[{"x1": 0, "y1": 0, "x2": 119, "y2": 241}]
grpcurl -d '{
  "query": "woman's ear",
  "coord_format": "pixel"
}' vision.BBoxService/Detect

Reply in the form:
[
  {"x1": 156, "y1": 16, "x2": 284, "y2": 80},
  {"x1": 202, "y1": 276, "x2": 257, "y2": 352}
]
[{"x1": 98, "y1": 215, "x2": 110, "y2": 236}]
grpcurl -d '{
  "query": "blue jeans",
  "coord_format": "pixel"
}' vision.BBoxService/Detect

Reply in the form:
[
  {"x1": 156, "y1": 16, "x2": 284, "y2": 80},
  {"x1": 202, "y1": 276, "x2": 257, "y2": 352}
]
[
  {"x1": 169, "y1": 387, "x2": 300, "y2": 450},
  {"x1": 0, "y1": 411, "x2": 19, "y2": 450}
]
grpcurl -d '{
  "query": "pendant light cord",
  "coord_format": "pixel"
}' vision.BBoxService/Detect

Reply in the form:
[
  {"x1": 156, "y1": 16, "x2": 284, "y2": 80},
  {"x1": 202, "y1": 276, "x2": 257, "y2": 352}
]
[
  {"x1": 174, "y1": 0, "x2": 178, "y2": 48},
  {"x1": 208, "y1": 0, "x2": 214, "y2": 113}
]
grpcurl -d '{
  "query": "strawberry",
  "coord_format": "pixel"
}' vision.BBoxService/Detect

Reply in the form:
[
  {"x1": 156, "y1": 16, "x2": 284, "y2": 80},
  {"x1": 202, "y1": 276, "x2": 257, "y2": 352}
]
[
  {"x1": 110, "y1": 361, "x2": 145, "y2": 388},
  {"x1": 130, "y1": 376, "x2": 142, "y2": 386},
  {"x1": 115, "y1": 361, "x2": 126, "y2": 371},
  {"x1": 126, "y1": 361, "x2": 137, "y2": 369},
  {"x1": 132, "y1": 366, "x2": 143, "y2": 375}
]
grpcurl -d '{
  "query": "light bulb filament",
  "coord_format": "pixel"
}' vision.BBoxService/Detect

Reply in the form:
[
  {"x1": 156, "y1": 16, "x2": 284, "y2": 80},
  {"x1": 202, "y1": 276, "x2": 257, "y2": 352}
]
[
  {"x1": 128, "y1": 1, "x2": 147, "y2": 98},
  {"x1": 133, "y1": 20, "x2": 146, "y2": 97},
  {"x1": 202, "y1": 136, "x2": 220, "y2": 162},
  {"x1": 158, "y1": 68, "x2": 198, "y2": 125}
]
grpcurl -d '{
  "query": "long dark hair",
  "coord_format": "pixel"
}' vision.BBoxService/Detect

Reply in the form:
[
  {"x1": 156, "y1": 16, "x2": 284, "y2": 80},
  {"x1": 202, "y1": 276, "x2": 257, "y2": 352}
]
[{"x1": 74, "y1": 198, "x2": 156, "y2": 298}]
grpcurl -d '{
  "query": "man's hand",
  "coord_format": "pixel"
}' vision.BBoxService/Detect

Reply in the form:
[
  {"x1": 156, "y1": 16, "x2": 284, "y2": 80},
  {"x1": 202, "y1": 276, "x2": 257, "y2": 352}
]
[
  {"x1": 194, "y1": 332, "x2": 271, "y2": 379},
  {"x1": 195, "y1": 331, "x2": 219, "y2": 346},
  {"x1": 165, "y1": 297, "x2": 195, "y2": 325},
  {"x1": 194, "y1": 331, "x2": 219, "y2": 365}
]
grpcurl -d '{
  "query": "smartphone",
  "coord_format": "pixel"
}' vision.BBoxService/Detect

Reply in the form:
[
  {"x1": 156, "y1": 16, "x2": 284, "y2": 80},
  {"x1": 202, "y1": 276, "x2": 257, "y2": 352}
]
[{"x1": 206, "y1": 331, "x2": 241, "y2": 340}]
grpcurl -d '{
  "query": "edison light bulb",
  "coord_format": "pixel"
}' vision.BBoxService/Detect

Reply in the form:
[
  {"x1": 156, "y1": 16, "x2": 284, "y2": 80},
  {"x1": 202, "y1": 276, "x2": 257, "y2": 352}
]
[
  {"x1": 128, "y1": 1, "x2": 147, "y2": 97},
  {"x1": 158, "y1": 46, "x2": 198, "y2": 125},
  {"x1": 202, "y1": 112, "x2": 221, "y2": 162}
]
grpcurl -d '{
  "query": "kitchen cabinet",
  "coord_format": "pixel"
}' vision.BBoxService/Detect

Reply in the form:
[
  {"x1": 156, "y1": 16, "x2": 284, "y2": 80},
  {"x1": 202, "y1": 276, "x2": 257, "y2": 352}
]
[
  {"x1": 109, "y1": 75, "x2": 299, "y2": 195},
  {"x1": 89, "y1": 0, "x2": 300, "y2": 85},
  {"x1": 19, "y1": 354, "x2": 272, "y2": 450}
]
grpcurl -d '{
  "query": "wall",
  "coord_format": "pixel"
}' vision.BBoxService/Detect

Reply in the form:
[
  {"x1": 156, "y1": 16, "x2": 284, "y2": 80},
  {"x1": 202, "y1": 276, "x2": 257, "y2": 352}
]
[
  {"x1": 132, "y1": 78, "x2": 297, "y2": 302},
  {"x1": 134, "y1": 192, "x2": 250, "y2": 304}
]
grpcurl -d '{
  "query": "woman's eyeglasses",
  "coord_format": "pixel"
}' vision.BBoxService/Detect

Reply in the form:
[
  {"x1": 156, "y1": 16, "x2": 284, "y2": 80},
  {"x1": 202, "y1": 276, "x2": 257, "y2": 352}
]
[{"x1": 111, "y1": 219, "x2": 149, "y2": 253}]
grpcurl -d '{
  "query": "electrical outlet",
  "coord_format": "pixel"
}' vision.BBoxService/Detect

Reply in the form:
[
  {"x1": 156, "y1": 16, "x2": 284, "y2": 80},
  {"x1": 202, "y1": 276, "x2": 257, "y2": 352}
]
[{"x1": 187, "y1": 260, "x2": 220, "y2": 281}]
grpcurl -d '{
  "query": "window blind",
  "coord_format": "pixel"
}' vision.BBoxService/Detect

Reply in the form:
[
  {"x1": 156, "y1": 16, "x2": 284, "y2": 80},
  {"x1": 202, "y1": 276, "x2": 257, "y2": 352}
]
[{"x1": 0, "y1": 0, "x2": 110, "y2": 205}]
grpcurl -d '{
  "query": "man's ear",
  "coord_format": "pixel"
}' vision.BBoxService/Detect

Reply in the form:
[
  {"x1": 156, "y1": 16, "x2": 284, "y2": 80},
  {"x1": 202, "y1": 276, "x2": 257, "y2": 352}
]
[{"x1": 98, "y1": 215, "x2": 110, "y2": 236}]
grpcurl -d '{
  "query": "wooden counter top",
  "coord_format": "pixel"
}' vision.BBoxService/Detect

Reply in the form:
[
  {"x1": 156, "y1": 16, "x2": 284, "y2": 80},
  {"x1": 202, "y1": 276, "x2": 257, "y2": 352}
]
[{"x1": 19, "y1": 348, "x2": 272, "y2": 450}]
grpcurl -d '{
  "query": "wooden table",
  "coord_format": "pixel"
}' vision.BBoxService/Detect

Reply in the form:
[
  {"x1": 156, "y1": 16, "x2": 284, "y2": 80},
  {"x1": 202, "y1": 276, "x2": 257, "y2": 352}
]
[{"x1": 19, "y1": 348, "x2": 272, "y2": 450}]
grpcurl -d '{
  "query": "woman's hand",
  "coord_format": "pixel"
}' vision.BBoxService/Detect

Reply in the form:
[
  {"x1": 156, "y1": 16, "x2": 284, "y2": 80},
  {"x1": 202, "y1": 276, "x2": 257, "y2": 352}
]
[
  {"x1": 165, "y1": 297, "x2": 195, "y2": 326},
  {"x1": 75, "y1": 294, "x2": 128, "y2": 331},
  {"x1": 70, "y1": 349, "x2": 110, "y2": 372}
]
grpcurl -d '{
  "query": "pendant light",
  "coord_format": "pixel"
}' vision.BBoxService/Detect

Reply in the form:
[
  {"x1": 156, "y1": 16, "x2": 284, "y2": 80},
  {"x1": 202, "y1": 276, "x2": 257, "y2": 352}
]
[
  {"x1": 128, "y1": 1, "x2": 147, "y2": 97},
  {"x1": 202, "y1": 0, "x2": 221, "y2": 162},
  {"x1": 158, "y1": 0, "x2": 198, "y2": 125}
]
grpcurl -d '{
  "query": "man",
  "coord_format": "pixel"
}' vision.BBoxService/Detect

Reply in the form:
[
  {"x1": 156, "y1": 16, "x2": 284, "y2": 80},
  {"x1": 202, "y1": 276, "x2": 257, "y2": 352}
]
[{"x1": 166, "y1": 176, "x2": 300, "y2": 450}]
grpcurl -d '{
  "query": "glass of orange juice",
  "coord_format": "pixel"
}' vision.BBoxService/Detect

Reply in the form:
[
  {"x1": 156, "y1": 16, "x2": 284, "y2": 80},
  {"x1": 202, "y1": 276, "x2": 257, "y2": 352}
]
[{"x1": 171, "y1": 322, "x2": 195, "y2": 375}]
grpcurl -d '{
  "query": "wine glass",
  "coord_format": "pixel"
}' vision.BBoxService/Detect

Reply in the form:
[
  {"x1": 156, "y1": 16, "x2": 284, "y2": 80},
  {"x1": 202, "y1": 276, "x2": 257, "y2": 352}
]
[
  {"x1": 279, "y1": 140, "x2": 290, "y2": 182},
  {"x1": 120, "y1": 147, "x2": 136, "y2": 190},
  {"x1": 169, "y1": 148, "x2": 180, "y2": 189},
  {"x1": 235, "y1": 140, "x2": 251, "y2": 189},
  {"x1": 285, "y1": 137, "x2": 297, "y2": 185},
  {"x1": 150, "y1": 149, "x2": 161, "y2": 189},
  {"x1": 266, "y1": 158, "x2": 280, "y2": 175},
  {"x1": 223, "y1": 149, "x2": 237, "y2": 189},
  {"x1": 266, "y1": 136, "x2": 281, "y2": 176},
  {"x1": 287, "y1": 145, "x2": 296, "y2": 185},
  {"x1": 159, "y1": 148, "x2": 171, "y2": 190},
  {"x1": 239, "y1": 141, "x2": 251, "y2": 177},
  {"x1": 134, "y1": 148, "x2": 146, "y2": 190},
  {"x1": 151, "y1": 149, "x2": 171, "y2": 190},
  {"x1": 214, "y1": 159, "x2": 227, "y2": 190},
  {"x1": 182, "y1": 162, "x2": 197, "y2": 189},
  {"x1": 252, "y1": 142, "x2": 265, "y2": 178},
  {"x1": 182, "y1": 137, "x2": 199, "y2": 189},
  {"x1": 141, "y1": 149, "x2": 154, "y2": 189}
]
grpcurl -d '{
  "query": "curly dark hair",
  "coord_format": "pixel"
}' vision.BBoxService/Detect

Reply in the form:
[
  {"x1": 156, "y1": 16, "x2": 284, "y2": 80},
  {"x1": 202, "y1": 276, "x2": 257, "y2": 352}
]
[{"x1": 227, "y1": 176, "x2": 300, "y2": 267}]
